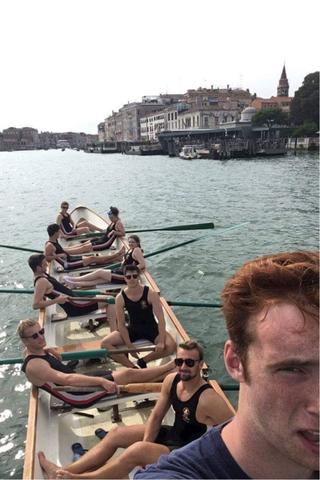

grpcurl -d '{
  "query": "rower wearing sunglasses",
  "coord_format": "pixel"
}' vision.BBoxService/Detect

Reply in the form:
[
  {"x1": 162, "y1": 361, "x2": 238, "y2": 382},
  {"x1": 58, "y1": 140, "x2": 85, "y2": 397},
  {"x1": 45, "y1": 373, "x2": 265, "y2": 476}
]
[
  {"x1": 18, "y1": 319, "x2": 176, "y2": 408},
  {"x1": 101, "y1": 264, "x2": 176, "y2": 369},
  {"x1": 38, "y1": 340, "x2": 233, "y2": 480}
]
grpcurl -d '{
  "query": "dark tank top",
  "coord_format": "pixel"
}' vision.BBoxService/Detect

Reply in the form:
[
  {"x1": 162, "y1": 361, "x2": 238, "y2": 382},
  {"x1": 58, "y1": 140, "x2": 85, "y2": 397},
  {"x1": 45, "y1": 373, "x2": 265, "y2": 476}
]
[
  {"x1": 61, "y1": 213, "x2": 73, "y2": 233},
  {"x1": 21, "y1": 353, "x2": 74, "y2": 374},
  {"x1": 47, "y1": 240, "x2": 70, "y2": 260},
  {"x1": 123, "y1": 249, "x2": 136, "y2": 267},
  {"x1": 122, "y1": 286, "x2": 157, "y2": 332},
  {"x1": 170, "y1": 373, "x2": 212, "y2": 443},
  {"x1": 34, "y1": 273, "x2": 73, "y2": 297}
]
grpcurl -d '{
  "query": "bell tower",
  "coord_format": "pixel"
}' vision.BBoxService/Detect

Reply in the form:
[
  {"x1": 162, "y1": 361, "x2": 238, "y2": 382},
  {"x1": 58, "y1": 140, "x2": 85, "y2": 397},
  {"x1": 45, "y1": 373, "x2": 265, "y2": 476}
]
[{"x1": 277, "y1": 65, "x2": 289, "y2": 97}]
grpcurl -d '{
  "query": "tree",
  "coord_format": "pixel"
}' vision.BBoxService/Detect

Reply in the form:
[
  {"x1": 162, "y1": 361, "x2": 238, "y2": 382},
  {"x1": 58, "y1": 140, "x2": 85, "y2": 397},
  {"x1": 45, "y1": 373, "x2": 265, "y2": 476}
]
[
  {"x1": 292, "y1": 122, "x2": 318, "y2": 137},
  {"x1": 290, "y1": 72, "x2": 319, "y2": 127},
  {"x1": 252, "y1": 108, "x2": 289, "y2": 128}
]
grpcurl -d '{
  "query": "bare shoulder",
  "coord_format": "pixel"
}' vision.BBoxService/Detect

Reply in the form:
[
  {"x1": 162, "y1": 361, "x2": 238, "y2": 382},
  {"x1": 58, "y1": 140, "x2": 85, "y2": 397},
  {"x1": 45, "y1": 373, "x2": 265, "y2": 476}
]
[
  {"x1": 26, "y1": 357, "x2": 50, "y2": 375},
  {"x1": 161, "y1": 372, "x2": 177, "y2": 391},
  {"x1": 35, "y1": 276, "x2": 49, "y2": 288},
  {"x1": 147, "y1": 288, "x2": 160, "y2": 302},
  {"x1": 198, "y1": 383, "x2": 230, "y2": 409},
  {"x1": 115, "y1": 291, "x2": 124, "y2": 304}
]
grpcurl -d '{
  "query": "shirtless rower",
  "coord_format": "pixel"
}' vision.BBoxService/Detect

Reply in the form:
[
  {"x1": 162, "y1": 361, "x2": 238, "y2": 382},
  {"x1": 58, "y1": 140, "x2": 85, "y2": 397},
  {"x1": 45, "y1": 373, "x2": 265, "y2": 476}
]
[{"x1": 38, "y1": 341, "x2": 233, "y2": 479}]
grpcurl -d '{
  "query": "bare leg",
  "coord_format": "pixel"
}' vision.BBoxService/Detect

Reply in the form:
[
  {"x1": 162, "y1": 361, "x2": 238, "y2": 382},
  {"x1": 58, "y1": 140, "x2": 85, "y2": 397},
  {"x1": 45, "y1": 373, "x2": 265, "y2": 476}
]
[
  {"x1": 141, "y1": 332, "x2": 176, "y2": 365},
  {"x1": 56, "y1": 425, "x2": 145, "y2": 476},
  {"x1": 66, "y1": 243, "x2": 93, "y2": 254},
  {"x1": 101, "y1": 331, "x2": 136, "y2": 368},
  {"x1": 77, "y1": 219, "x2": 104, "y2": 232},
  {"x1": 112, "y1": 360, "x2": 176, "y2": 384},
  {"x1": 57, "y1": 441, "x2": 169, "y2": 479}
]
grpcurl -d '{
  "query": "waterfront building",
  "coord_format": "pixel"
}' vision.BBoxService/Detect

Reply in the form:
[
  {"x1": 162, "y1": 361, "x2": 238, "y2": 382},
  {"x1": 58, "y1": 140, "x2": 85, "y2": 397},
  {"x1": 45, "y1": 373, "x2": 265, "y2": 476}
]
[
  {"x1": 251, "y1": 65, "x2": 292, "y2": 113},
  {"x1": 98, "y1": 122, "x2": 106, "y2": 142},
  {"x1": 103, "y1": 94, "x2": 185, "y2": 142},
  {"x1": 140, "y1": 112, "x2": 166, "y2": 142}
]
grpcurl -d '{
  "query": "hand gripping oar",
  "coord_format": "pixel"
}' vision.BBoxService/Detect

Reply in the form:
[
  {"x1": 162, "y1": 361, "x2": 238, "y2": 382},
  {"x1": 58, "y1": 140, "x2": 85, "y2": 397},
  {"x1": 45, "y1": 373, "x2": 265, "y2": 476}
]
[
  {"x1": 66, "y1": 222, "x2": 216, "y2": 241},
  {"x1": 0, "y1": 345, "x2": 156, "y2": 366}
]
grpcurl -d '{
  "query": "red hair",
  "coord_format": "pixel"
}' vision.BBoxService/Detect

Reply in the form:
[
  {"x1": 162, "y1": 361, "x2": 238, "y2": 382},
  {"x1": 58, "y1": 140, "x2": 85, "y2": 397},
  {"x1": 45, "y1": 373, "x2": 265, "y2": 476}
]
[{"x1": 222, "y1": 251, "x2": 319, "y2": 365}]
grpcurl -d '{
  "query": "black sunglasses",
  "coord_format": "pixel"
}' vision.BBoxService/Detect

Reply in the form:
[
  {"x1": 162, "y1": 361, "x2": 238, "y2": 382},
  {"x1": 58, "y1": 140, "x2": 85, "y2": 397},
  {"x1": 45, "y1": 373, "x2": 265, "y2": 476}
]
[
  {"x1": 174, "y1": 358, "x2": 200, "y2": 367},
  {"x1": 22, "y1": 328, "x2": 45, "y2": 340},
  {"x1": 125, "y1": 274, "x2": 138, "y2": 279}
]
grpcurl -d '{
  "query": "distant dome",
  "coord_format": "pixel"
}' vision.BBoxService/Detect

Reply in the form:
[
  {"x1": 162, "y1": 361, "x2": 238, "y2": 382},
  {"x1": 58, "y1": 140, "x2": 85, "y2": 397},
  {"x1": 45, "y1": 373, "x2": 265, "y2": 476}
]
[{"x1": 240, "y1": 106, "x2": 256, "y2": 123}]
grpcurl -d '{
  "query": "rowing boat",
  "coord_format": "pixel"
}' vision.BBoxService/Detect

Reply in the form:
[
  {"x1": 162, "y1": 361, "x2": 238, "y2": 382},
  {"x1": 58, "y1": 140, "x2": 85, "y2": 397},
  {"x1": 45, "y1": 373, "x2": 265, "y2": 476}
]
[{"x1": 23, "y1": 206, "x2": 235, "y2": 479}]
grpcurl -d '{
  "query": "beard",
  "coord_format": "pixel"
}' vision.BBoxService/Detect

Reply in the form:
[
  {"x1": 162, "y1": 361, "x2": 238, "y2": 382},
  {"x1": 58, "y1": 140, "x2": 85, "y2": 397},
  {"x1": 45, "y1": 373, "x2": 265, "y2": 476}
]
[{"x1": 179, "y1": 371, "x2": 197, "y2": 381}]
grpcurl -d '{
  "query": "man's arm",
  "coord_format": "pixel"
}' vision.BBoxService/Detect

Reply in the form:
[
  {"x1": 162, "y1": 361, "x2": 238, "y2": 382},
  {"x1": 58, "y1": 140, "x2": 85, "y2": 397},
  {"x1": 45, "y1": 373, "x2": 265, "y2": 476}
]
[
  {"x1": 143, "y1": 373, "x2": 175, "y2": 442},
  {"x1": 44, "y1": 242, "x2": 67, "y2": 262},
  {"x1": 26, "y1": 358, "x2": 117, "y2": 393},
  {"x1": 149, "y1": 290, "x2": 166, "y2": 350},
  {"x1": 196, "y1": 387, "x2": 234, "y2": 426},
  {"x1": 33, "y1": 278, "x2": 68, "y2": 309}
]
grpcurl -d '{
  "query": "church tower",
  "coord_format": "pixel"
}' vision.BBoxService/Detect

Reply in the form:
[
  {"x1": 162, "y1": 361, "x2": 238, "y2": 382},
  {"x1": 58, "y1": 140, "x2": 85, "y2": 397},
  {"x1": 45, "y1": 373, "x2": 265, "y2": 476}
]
[{"x1": 277, "y1": 65, "x2": 289, "y2": 97}]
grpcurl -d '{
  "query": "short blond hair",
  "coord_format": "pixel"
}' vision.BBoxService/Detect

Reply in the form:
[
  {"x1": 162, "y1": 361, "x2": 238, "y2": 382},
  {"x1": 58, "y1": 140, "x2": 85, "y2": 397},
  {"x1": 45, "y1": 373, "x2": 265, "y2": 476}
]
[{"x1": 17, "y1": 319, "x2": 39, "y2": 338}]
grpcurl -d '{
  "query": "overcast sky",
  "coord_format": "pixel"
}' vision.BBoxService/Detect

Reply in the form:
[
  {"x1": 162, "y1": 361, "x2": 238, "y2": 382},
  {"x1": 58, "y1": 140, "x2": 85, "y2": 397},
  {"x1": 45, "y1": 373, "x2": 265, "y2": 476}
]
[{"x1": 1, "y1": 0, "x2": 318, "y2": 133}]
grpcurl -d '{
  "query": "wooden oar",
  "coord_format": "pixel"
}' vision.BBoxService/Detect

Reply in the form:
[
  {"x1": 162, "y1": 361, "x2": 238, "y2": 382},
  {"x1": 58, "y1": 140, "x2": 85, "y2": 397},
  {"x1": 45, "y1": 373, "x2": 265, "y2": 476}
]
[
  {"x1": 53, "y1": 383, "x2": 162, "y2": 394},
  {"x1": 66, "y1": 222, "x2": 216, "y2": 241},
  {"x1": 0, "y1": 244, "x2": 42, "y2": 253},
  {"x1": 0, "y1": 345, "x2": 156, "y2": 366}
]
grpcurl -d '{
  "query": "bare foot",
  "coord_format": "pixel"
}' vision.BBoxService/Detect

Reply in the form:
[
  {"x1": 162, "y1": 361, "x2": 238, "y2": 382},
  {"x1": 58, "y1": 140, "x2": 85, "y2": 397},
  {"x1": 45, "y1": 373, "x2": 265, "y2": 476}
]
[{"x1": 38, "y1": 451, "x2": 59, "y2": 479}]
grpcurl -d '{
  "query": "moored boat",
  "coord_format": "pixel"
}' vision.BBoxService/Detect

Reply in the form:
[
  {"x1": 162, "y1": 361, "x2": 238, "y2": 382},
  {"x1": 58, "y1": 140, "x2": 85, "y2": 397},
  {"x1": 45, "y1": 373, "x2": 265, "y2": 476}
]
[
  {"x1": 23, "y1": 206, "x2": 235, "y2": 479},
  {"x1": 179, "y1": 145, "x2": 199, "y2": 160}
]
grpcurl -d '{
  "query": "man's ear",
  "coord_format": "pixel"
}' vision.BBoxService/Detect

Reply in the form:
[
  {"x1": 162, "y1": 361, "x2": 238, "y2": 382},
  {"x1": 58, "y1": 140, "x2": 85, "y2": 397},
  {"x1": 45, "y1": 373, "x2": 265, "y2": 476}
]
[{"x1": 224, "y1": 340, "x2": 246, "y2": 382}]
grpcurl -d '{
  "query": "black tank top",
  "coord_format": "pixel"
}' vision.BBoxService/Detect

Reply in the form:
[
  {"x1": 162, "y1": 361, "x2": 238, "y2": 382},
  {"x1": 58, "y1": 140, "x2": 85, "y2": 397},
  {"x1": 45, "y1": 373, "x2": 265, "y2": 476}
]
[
  {"x1": 122, "y1": 286, "x2": 157, "y2": 331},
  {"x1": 123, "y1": 249, "x2": 136, "y2": 267},
  {"x1": 46, "y1": 240, "x2": 73, "y2": 262},
  {"x1": 61, "y1": 213, "x2": 73, "y2": 233},
  {"x1": 34, "y1": 273, "x2": 73, "y2": 297},
  {"x1": 98, "y1": 221, "x2": 117, "y2": 243},
  {"x1": 170, "y1": 373, "x2": 212, "y2": 443},
  {"x1": 21, "y1": 353, "x2": 74, "y2": 374}
]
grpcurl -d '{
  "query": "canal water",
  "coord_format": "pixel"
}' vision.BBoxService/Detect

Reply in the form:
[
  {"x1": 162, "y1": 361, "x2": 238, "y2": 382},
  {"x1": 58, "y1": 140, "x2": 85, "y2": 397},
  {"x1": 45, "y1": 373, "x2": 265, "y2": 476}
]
[{"x1": 0, "y1": 149, "x2": 318, "y2": 478}]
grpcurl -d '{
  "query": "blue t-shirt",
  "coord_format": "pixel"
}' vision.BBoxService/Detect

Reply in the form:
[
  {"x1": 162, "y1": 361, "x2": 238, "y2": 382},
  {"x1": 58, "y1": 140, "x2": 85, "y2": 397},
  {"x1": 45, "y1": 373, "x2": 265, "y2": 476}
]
[{"x1": 134, "y1": 424, "x2": 250, "y2": 479}]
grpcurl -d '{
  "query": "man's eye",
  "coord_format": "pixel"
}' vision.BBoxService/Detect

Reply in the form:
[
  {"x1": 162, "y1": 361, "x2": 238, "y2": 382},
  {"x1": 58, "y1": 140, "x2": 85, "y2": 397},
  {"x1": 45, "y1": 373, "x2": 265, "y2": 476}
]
[{"x1": 279, "y1": 367, "x2": 303, "y2": 374}]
